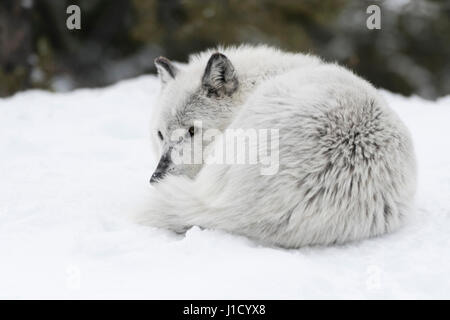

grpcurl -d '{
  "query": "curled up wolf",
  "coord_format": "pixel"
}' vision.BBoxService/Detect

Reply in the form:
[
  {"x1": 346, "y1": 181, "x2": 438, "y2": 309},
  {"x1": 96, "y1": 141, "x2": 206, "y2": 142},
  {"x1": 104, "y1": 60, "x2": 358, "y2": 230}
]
[{"x1": 137, "y1": 45, "x2": 417, "y2": 248}]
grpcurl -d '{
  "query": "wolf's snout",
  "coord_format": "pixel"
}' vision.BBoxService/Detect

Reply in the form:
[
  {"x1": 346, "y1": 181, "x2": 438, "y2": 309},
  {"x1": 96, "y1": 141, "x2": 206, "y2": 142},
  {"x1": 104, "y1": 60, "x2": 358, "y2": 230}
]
[
  {"x1": 150, "y1": 171, "x2": 164, "y2": 184},
  {"x1": 150, "y1": 152, "x2": 171, "y2": 184}
]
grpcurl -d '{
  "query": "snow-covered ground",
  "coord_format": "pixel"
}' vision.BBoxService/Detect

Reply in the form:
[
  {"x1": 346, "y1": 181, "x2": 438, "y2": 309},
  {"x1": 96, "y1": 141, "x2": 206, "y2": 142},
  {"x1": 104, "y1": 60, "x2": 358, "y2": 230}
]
[{"x1": 0, "y1": 75, "x2": 449, "y2": 299}]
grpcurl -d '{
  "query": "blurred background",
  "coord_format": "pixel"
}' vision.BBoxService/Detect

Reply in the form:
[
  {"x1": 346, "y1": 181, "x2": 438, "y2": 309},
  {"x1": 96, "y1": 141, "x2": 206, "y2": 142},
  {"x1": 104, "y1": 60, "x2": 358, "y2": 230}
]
[{"x1": 1, "y1": 0, "x2": 449, "y2": 99}]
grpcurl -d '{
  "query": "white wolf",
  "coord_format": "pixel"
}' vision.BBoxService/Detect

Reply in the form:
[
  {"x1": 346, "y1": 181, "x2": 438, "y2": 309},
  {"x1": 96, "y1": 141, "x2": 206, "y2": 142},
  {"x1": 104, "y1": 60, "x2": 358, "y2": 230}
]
[{"x1": 139, "y1": 45, "x2": 416, "y2": 248}]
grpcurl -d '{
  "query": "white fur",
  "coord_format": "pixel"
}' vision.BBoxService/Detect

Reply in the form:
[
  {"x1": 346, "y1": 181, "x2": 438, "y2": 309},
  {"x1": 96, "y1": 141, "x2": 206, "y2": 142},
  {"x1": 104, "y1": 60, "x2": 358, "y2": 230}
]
[{"x1": 140, "y1": 45, "x2": 417, "y2": 248}]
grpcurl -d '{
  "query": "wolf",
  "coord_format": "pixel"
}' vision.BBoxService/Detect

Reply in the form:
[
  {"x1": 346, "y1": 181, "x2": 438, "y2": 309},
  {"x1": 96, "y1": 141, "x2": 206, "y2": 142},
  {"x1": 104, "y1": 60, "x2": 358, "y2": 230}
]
[{"x1": 139, "y1": 45, "x2": 417, "y2": 248}]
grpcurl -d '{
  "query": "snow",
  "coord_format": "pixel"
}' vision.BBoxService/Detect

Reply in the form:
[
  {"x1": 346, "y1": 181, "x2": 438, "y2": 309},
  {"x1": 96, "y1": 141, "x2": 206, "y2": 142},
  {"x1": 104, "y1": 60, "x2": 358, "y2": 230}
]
[{"x1": 1, "y1": 75, "x2": 449, "y2": 299}]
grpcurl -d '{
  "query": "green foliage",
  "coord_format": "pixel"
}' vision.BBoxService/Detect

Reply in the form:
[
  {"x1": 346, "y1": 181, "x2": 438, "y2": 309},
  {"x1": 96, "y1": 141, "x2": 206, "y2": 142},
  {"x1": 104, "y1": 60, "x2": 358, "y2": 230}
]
[{"x1": 131, "y1": 0, "x2": 348, "y2": 59}]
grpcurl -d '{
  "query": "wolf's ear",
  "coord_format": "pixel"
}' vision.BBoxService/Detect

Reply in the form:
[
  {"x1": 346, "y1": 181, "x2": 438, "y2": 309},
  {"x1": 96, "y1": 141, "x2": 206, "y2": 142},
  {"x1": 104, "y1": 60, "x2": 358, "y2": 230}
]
[
  {"x1": 202, "y1": 53, "x2": 238, "y2": 97},
  {"x1": 154, "y1": 56, "x2": 178, "y2": 85}
]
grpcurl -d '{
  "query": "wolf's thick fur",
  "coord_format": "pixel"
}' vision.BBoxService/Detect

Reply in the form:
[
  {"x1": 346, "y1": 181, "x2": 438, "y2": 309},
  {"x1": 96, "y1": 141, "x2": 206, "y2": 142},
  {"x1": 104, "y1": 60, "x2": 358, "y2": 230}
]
[{"x1": 140, "y1": 45, "x2": 417, "y2": 248}]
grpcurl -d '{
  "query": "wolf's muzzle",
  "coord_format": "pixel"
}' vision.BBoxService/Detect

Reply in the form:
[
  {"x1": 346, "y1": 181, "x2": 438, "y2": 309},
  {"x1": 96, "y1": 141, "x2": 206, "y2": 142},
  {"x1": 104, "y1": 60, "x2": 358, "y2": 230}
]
[{"x1": 150, "y1": 151, "x2": 171, "y2": 184}]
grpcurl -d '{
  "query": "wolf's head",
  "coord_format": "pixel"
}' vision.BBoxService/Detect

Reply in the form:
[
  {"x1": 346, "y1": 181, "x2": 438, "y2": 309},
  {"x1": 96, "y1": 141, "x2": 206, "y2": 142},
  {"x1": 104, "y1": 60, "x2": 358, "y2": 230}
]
[{"x1": 150, "y1": 52, "x2": 241, "y2": 184}]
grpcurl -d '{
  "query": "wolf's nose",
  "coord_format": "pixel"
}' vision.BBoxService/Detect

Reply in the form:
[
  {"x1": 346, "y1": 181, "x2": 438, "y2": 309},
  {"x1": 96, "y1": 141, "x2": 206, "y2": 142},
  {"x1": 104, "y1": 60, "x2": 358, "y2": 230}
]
[
  {"x1": 150, "y1": 171, "x2": 164, "y2": 184},
  {"x1": 151, "y1": 151, "x2": 171, "y2": 184}
]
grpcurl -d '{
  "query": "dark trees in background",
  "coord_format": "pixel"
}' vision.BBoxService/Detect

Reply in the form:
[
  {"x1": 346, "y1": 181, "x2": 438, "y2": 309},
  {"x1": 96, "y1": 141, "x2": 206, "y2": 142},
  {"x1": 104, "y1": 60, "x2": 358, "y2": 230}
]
[
  {"x1": 0, "y1": 0, "x2": 32, "y2": 96},
  {"x1": 0, "y1": 0, "x2": 449, "y2": 99}
]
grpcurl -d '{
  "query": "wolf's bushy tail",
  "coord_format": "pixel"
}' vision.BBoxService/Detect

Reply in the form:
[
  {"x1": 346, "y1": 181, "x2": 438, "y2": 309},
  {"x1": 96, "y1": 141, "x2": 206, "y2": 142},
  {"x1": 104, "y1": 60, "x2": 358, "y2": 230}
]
[{"x1": 137, "y1": 167, "x2": 245, "y2": 234}]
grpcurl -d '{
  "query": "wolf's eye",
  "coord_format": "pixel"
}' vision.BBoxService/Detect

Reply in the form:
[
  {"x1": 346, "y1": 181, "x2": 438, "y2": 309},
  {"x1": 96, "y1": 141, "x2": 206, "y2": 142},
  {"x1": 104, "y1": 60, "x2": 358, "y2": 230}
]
[
  {"x1": 157, "y1": 130, "x2": 163, "y2": 140},
  {"x1": 188, "y1": 126, "x2": 195, "y2": 137}
]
